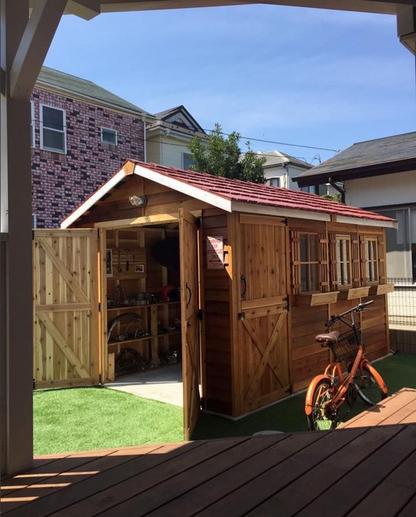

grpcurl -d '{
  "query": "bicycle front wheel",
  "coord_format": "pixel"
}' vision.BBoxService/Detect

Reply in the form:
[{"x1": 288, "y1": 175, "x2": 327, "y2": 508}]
[
  {"x1": 355, "y1": 363, "x2": 388, "y2": 406},
  {"x1": 307, "y1": 379, "x2": 338, "y2": 431}
]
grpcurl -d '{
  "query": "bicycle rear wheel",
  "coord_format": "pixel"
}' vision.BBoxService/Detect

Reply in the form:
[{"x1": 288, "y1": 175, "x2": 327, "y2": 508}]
[
  {"x1": 355, "y1": 363, "x2": 387, "y2": 406},
  {"x1": 307, "y1": 379, "x2": 338, "y2": 431}
]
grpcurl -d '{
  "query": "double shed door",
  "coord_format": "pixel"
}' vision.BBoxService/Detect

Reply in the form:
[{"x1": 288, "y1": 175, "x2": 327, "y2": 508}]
[
  {"x1": 33, "y1": 220, "x2": 202, "y2": 440},
  {"x1": 237, "y1": 216, "x2": 290, "y2": 414}
]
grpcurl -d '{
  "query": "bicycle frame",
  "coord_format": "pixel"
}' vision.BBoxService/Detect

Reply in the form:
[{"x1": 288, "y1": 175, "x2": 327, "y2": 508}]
[{"x1": 305, "y1": 300, "x2": 388, "y2": 419}]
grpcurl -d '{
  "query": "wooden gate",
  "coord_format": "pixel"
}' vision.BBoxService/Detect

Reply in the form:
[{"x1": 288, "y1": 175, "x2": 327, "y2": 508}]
[
  {"x1": 238, "y1": 216, "x2": 290, "y2": 414},
  {"x1": 179, "y1": 208, "x2": 200, "y2": 440},
  {"x1": 33, "y1": 229, "x2": 100, "y2": 388}
]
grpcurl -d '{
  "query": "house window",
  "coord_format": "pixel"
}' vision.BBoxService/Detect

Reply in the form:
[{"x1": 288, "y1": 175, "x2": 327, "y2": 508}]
[
  {"x1": 183, "y1": 152, "x2": 194, "y2": 170},
  {"x1": 101, "y1": 127, "x2": 117, "y2": 145},
  {"x1": 300, "y1": 233, "x2": 319, "y2": 292},
  {"x1": 40, "y1": 105, "x2": 66, "y2": 153},
  {"x1": 268, "y1": 178, "x2": 280, "y2": 187},
  {"x1": 365, "y1": 238, "x2": 378, "y2": 282},
  {"x1": 30, "y1": 101, "x2": 35, "y2": 148},
  {"x1": 336, "y1": 236, "x2": 352, "y2": 286},
  {"x1": 301, "y1": 185, "x2": 316, "y2": 194}
]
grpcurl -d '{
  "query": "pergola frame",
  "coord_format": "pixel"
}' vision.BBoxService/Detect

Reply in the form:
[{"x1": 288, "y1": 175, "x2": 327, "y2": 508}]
[{"x1": 1, "y1": 0, "x2": 415, "y2": 475}]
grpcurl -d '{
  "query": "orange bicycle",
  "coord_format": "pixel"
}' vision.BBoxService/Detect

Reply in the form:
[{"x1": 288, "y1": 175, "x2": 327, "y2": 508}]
[{"x1": 305, "y1": 300, "x2": 388, "y2": 431}]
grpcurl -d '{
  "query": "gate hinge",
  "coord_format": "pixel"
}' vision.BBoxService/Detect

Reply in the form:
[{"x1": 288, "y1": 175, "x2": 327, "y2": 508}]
[
  {"x1": 284, "y1": 296, "x2": 290, "y2": 312},
  {"x1": 238, "y1": 312, "x2": 245, "y2": 321},
  {"x1": 198, "y1": 309, "x2": 203, "y2": 321}
]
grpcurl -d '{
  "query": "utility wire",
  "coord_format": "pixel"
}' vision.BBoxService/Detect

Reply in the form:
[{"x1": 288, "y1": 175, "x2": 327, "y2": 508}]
[
  {"x1": 201, "y1": 128, "x2": 339, "y2": 153},
  {"x1": 146, "y1": 139, "x2": 323, "y2": 164}
]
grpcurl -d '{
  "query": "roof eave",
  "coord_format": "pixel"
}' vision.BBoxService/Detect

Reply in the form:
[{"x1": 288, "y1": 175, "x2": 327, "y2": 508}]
[
  {"x1": 35, "y1": 81, "x2": 154, "y2": 120},
  {"x1": 132, "y1": 163, "x2": 232, "y2": 212},
  {"x1": 295, "y1": 157, "x2": 416, "y2": 187}
]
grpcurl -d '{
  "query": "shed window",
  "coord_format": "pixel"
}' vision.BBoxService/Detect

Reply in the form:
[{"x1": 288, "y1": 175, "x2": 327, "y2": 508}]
[
  {"x1": 300, "y1": 233, "x2": 319, "y2": 292},
  {"x1": 365, "y1": 238, "x2": 378, "y2": 283},
  {"x1": 101, "y1": 127, "x2": 117, "y2": 145},
  {"x1": 40, "y1": 105, "x2": 66, "y2": 153},
  {"x1": 336, "y1": 236, "x2": 352, "y2": 286}
]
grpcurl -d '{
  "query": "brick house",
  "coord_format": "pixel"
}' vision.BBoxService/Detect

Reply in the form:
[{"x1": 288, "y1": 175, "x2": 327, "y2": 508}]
[{"x1": 31, "y1": 67, "x2": 153, "y2": 228}]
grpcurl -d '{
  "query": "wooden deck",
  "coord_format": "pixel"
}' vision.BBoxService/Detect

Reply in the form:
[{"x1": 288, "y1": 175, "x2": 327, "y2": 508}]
[
  {"x1": 342, "y1": 388, "x2": 416, "y2": 428},
  {"x1": 2, "y1": 424, "x2": 416, "y2": 517}
]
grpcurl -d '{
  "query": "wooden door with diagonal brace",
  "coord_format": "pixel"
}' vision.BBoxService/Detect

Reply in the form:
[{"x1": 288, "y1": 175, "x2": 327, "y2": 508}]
[
  {"x1": 179, "y1": 208, "x2": 200, "y2": 440},
  {"x1": 33, "y1": 229, "x2": 100, "y2": 388},
  {"x1": 238, "y1": 217, "x2": 290, "y2": 413}
]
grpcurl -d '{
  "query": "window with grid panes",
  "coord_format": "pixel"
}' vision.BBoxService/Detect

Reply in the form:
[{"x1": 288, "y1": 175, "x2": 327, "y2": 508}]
[
  {"x1": 336, "y1": 236, "x2": 352, "y2": 287},
  {"x1": 365, "y1": 238, "x2": 378, "y2": 282},
  {"x1": 300, "y1": 233, "x2": 319, "y2": 292},
  {"x1": 40, "y1": 105, "x2": 66, "y2": 153}
]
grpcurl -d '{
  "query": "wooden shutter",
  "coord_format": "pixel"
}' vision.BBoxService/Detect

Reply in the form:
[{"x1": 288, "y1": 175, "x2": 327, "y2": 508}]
[
  {"x1": 290, "y1": 230, "x2": 301, "y2": 295},
  {"x1": 319, "y1": 231, "x2": 329, "y2": 292}
]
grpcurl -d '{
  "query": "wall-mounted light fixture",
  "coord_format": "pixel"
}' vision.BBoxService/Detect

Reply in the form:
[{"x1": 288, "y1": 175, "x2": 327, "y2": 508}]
[{"x1": 129, "y1": 195, "x2": 148, "y2": 207}]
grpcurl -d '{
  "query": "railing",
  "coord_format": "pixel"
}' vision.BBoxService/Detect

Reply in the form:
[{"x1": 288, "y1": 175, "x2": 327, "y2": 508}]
[{"x1": 387, "y1": 278, "x2": 416, "y2": 327}]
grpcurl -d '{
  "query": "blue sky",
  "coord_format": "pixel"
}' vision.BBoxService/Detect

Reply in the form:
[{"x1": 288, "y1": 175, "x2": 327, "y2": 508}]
[{"x1": 44, "y1": 5, "x2": 415, "y2": 164}]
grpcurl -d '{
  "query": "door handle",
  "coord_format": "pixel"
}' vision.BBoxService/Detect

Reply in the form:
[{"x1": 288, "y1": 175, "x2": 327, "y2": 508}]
[
  {"x1": 186, "y1": 282, "x2": 192, "y2": 309},
  {"x1": 241, "y1": 274, "x2": 247, "y2": 299}
]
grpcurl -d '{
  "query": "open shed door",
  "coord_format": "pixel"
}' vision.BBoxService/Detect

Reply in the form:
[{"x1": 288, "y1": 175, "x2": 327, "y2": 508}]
[
  {"x1": 179, "y1": 208, "x2": 200, "y2": 440},
  {"x1": 33, "y1": 229, "x2": 100, "y2": 388},
  {"x1": 238, "y1": 216, "x2": 290, "y2": 414}
]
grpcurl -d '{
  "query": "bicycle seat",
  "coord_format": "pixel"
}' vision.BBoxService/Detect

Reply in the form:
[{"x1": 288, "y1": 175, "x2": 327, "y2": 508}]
[{"x1": 315, "y1": 331, "x2": 339, "y2": 346}]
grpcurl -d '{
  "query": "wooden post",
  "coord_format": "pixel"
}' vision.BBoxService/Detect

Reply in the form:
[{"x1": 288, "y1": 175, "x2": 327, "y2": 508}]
[{"x1": 1, "y1": 0, "x2": 33, "y2": 475}]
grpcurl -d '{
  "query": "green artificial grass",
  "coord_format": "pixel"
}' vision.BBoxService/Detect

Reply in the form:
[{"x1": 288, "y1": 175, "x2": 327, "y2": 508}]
[
  {"x1": 193, "y1": 353, "x2": 416, "y2": 440},
  {"x1": 34, "y1": 353, "x2": 416, "y2": 455},
  {"x1": 33, "y1": 386, "x2": 182, "y2": 455}
]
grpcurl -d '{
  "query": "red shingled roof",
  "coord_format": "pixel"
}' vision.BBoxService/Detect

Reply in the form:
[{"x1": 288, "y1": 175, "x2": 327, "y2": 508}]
[{"x1": 131, "y1": 161, "x2": 395, "y2": 223}]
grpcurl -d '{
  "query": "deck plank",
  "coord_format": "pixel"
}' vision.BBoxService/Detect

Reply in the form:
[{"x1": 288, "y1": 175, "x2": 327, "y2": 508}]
[
  {"x1": 244, "y1": 425, "x2": 400, "y2": 517},
  {"x1": 41, "y1": 438, "x2": 246, "y2": 517},
  {"x1": 342, "y1": 388, "x2": 416, "y2": 428},
  {"x1": 294, "y1": 425, "x2": 416, "y2": 517},
  {"x1": 1, "y1": 441, "x2": 205, "y2": 517},
  {"x1": 2, "y1": 426, "x2": 416, "y2": 517},
  {"x1": 95, "y1": 434, "x2": 289, "y2": 517},
  {"x1": 193, "y1": 428, "x2": 365, "y2": 517},
  {"x1": 1, "y1": 445, "x2": 166, "y2": 513},
  {"x1": 144, "y1": 432, "x2": 322, "y2": 517},
  {"x1": 397, "y1": 494, "x2": 416, "y2": 517},
  {"x1": 345, "y1": 449, "x2": 416, "y2": 517}
]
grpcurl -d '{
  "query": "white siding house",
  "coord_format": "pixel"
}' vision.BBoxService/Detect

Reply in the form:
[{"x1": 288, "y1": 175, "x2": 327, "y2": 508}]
[{"x1": 295, "y1": 132, "x2": 416, "y2": 280}]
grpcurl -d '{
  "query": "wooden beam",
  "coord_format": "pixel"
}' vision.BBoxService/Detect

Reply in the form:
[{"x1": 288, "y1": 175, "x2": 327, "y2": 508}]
[
  {"x1": 94, "y1": 213, "x2": 179, "y2": 229},
  {"x1": 66, "y1": 0, "x2": 101, "y2": 20},
  {"x1": 10, "y1": 0, "x2": 67, "y2": 101}
]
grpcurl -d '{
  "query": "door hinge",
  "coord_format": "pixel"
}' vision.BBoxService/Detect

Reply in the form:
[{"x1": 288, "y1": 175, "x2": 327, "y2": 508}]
[
  {"x1": 198, "y1": 309, "x2": 203, "y2": 321},
  {"x1": 284, "y1": 296, "x2": 290, "y2": 312},
  {"x1": 98, "y1": 302, "x2": 101, "y2": 312}
]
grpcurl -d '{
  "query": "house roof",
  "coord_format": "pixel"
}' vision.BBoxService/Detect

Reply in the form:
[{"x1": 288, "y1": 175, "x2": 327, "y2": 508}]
[
  {"x1": 258, "y1": 150, "x2": 312, "y2": 170},
  {"x1": 296, "y1": 131, "x2": 416, "y2": 186},
  {"x1": 147, "y1": 105, "x2": 206, "y2": 136},
  {"x1": 62, "y1": 160, "x2": 397, "y2": 229},
  {"x1": 37, "y1": 67, "x2": 153, "y2": 118}
]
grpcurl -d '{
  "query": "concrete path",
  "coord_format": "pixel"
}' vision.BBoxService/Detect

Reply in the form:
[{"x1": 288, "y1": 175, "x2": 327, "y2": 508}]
[{"x1": 104, "y1": 363, "x2": 183, "y2": 407}]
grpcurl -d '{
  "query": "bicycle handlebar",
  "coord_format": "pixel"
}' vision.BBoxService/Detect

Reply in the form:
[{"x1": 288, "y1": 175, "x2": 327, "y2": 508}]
[{"x1": 325, "y1": 300, "x2": 373, "y2": 328}]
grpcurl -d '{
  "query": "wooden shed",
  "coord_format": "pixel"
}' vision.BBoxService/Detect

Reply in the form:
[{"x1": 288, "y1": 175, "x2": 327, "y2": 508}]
[{"x1": 33, "y1": 160, "x2": 397, "y2": 439}]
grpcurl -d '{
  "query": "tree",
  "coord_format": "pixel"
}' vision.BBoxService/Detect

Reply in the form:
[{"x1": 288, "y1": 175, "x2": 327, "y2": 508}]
[{"x1": 188, "y1": 123, "x2": 266, "y2": 184}]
